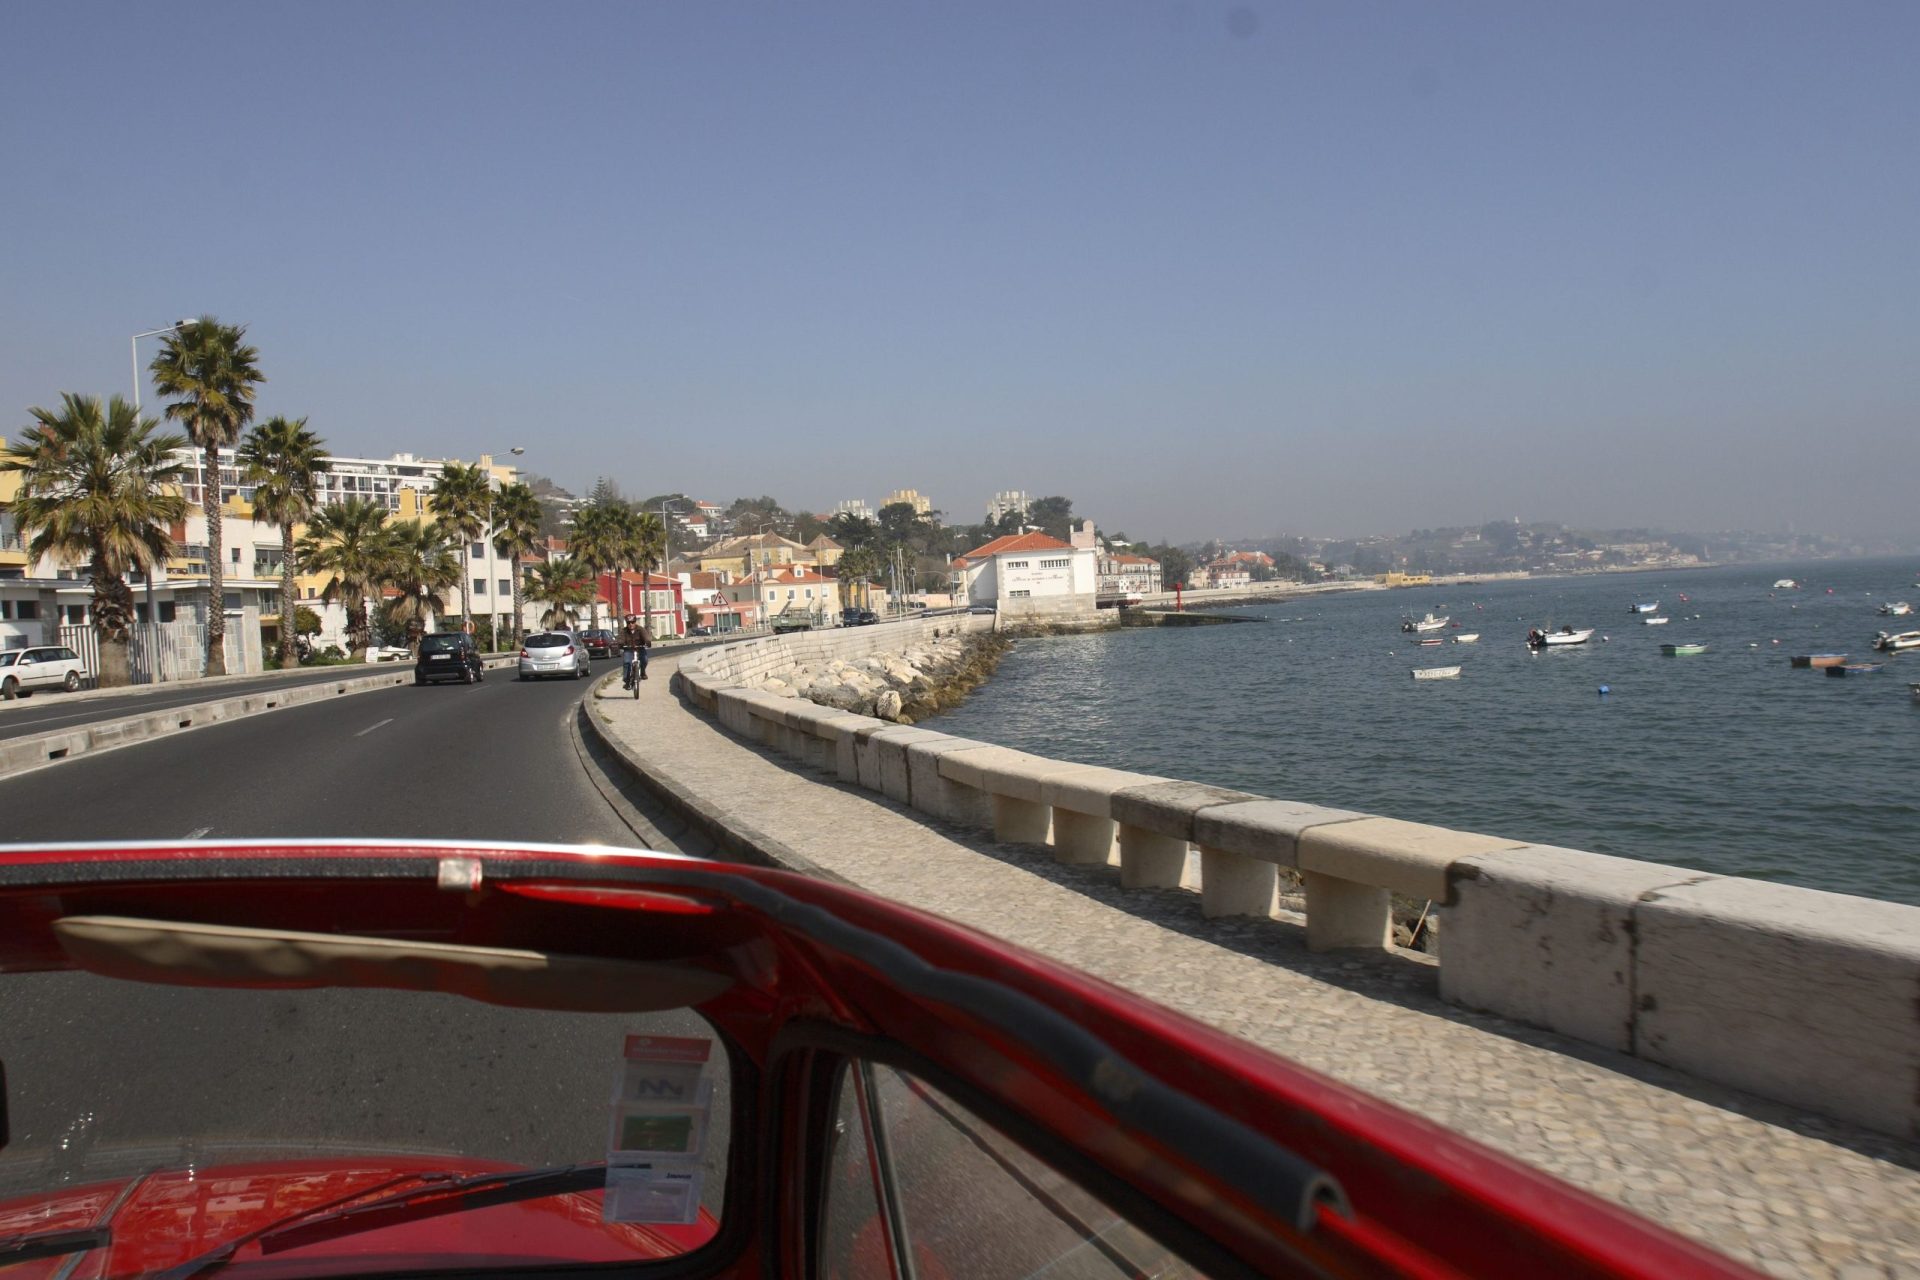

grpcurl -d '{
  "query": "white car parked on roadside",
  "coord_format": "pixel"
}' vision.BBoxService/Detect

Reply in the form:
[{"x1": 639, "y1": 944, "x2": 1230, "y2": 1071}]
[{"x1": 0, "y1": 645, "x2": 90, "y2": 699}]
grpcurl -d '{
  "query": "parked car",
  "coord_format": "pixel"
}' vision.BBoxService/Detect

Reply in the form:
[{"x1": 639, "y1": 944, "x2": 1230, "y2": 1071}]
[
  {"x1": 518, "y1": 630, "x2": 591, "y2": 680},
  {"x1": 415, "y1": 631, "x2": 485, "y2": 685},
  {"x1": 0, "y1": 645, "x2": 88, "y2": 699},
  {"x1": 687, "y1": 625, "x2": 713, "y2": 637},
  {"x1": 840, "y1": 608, "x2": 878, "y2": 626},
  {"x1": 578, "y1": 628, "x2": 616, "y2": 659}
]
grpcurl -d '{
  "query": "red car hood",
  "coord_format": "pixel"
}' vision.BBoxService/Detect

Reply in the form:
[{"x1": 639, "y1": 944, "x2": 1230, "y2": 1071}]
[{"x1": 0, "y1": 1155, "x2": 712, "y2": 1279}]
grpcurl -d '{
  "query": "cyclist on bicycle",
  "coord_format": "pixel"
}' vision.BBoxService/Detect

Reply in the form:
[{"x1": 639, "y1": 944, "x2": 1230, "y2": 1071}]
[{"x1": 618, "y1": 615, "x2": 653, "y2": 688}]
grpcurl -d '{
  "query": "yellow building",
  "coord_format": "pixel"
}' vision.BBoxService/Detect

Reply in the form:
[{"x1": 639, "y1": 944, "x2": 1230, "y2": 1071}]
[
  {"x1": 1375, "y1": 572, "x2": 1433, "y2": 587},
  {"x1": 882, "y1": 488, "x2": 931, "y2": 516},
  {"x1": 697, "y1": 532, "x2": 811, "y2": 579}
]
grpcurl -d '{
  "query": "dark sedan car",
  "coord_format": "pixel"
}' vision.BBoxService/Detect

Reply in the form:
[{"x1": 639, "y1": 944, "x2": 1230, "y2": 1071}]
[
  {"x1": 414, "y1": 631, "x2": 485, "y2": 685},
  {"x1": 578, "y1": 628, "x2": 617, "y2": 659}
]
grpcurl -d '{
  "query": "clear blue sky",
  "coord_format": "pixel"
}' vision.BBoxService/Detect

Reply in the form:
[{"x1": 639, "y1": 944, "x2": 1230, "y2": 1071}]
[{"x1": 4, "y1": 2, "x2": 1916, "y2": 543}]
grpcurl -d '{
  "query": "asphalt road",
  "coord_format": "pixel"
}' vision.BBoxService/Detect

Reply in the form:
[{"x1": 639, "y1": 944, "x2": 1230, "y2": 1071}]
[
  {"x1": 0, "y1": 663, "x2": 425, "y2": 744},
  {"x1": 0, "y1": 664, "x2": 732, "y2": 1213}
]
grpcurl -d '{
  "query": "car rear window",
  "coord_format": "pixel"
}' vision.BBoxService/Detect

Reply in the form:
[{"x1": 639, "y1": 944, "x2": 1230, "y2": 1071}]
[
  {"x1": 419, "y1": 635, "x2": 465, "y2": 654},
  {"x1": 526, "y1": 633, "x2": 570, "y2": 647}
]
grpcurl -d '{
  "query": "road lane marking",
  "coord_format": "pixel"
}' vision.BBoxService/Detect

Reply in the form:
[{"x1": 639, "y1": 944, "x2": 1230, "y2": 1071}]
[
  {"x1": 355, "y1": 718, "x2": 394, "y2": 737},
  {"x1": 185, "y1": 826, "x2": 211, "y2": 839}
]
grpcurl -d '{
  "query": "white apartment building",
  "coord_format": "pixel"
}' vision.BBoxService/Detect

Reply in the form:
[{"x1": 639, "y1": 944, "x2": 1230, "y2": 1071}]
[
  {"x1": 175, "y1": 448, "x2": 519, "y2": 514},
  {"x1": 985, "y1": 490, "x2": 1032, "y2": 524},
  {"x1": 832, "y1": 499, "x2": 875, "y2": 522}
]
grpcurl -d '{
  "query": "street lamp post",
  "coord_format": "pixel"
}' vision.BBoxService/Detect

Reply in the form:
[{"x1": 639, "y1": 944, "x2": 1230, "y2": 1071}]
[
  {"x1": 129, "y1": 318, "x2": 197, "y2": 680},
  {"x1": 657, "y1": 500, "x2": 683, "y2": 637},
  {"x1": 484, "y1": 447, "x2": 525, "y2": 649}
]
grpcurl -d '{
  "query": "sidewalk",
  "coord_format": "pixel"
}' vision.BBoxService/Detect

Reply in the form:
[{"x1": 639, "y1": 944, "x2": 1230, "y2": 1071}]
[{"x1": 588, "y1": 663, "x2": 1920, "y2": 1279}]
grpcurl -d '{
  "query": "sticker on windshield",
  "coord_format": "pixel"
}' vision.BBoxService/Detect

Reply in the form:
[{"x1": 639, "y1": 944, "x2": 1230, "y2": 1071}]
[
  {"x1": 604, "y1": 1164, "x2": 703, "y2": 1225},
  {"x1": 604, "y1": 1033, "x2": 714, "y2": 1223}
]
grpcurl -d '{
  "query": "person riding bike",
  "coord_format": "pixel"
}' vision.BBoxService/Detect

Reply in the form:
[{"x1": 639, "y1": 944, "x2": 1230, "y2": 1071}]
[{"x1": 618, "y1": 615, "x2": 653, "y2": 688}]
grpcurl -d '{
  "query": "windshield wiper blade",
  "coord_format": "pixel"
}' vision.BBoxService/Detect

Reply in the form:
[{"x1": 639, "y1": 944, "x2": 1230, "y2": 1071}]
[
  {"x1": 0, "y1": 1226, "x2": 111, "y2": 1265},
  {"x1": 156, "y1": 1163, "x2": 606, "y2": 1280}
]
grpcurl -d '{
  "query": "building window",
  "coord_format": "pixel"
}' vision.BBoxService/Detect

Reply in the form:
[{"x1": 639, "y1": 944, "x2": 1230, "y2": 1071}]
[
  {"x1": 16, "y1": 601, "x2": 38, "y2": 620},
  {"x1": 473, "y1": 578, "x2": 486, "y2": 597},
  {"x1": 1040, "y1": 557, "x2": 1069, "y2": 568},
  {"x1": 159, "y1": 603, "x2": 177, "y2": 623},
  {"x1": 231, "y1": 546, "x2": 241, "y2": 563},
  {"x1": 0, "y1": 601, "x2": 9, "y2": 619},
  {"x1": 64, "y1": 605, "x2": 86, "y2": 624},
  {"x1": 471, "y1": 542, "x2": 486, "y2": 559},
  {"x1": 1008, "y1": 589, "x2": 1031, "y2": 598},
  {"x1": 1005, "y1": 560, "x2": 1029, "y2": 569},
  {"x1": 498, "y1": 579, "x2": 510, "y2": 596}
]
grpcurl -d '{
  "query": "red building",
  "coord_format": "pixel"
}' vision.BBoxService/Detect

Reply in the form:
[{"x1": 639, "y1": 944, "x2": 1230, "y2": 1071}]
[{"x1": 596, "y1": 571, "x2": 685, "y2": 638}]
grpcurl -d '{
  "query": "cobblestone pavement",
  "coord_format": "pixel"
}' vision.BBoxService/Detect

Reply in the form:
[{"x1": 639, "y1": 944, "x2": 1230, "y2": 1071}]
[{"x1": 590, "y1": 667, "x2": 1920, "y2": 1278}]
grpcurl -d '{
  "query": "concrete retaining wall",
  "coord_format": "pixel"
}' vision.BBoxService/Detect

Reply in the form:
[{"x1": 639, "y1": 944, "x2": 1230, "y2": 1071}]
[{"x1": 674, "y1": 625, "x2": 1920, "y2": 1140}]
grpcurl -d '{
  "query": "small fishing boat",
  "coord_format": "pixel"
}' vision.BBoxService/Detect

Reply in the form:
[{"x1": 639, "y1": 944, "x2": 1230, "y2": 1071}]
[
  {"x1": 1412, "y1": 665, "x2": 1462, "y2": 680},
  {"x1": 1453, "y1": 632, "x2": 1479, "y2": 643},
  {"x1": 1790, "y1": 654, "x2": 1848, "y2": 668},
  {"x1": 1825, "y1": 661, "x2": 1884, "y2": 677},
  {"x1": 1643, "y1": 616, "x2": 1670, "y2": 626},
  {"x1": 1401, "y1": 613, "x2": 1450, "y2": 633},
  {"x1": 1527, "y1": 626, "x2": 1594, "y2": 648},
  {"x1": 1773, "y1": 579, "x2": 1798, "y2": 589},
  {"x1": 1873, "y1": 630, "x2": 1920, "y2": 652},
  {"x1": 1415, "y1": 637, "x2": 1444, "y2": 647},
  {"x1": 1660, "y1": 643, "x2": 1709, "y2": 656},
  {"x1": 1878, "y1": 602, "x2": 1912, "y2": 616},
  {"x1": 1629, "y1": 601, "x2": 1659, "y2": 613}
]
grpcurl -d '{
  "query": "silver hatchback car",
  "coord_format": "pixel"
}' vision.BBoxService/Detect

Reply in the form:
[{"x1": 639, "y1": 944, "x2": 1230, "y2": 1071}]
[{"x1": 517, "y1": 630, "x2": 591, "y2": 681}]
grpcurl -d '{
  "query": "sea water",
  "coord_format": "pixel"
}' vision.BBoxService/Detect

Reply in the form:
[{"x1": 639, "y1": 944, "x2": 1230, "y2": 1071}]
[{"x1": 931, "y1": 557, "x2": 1920, "y2": 905}]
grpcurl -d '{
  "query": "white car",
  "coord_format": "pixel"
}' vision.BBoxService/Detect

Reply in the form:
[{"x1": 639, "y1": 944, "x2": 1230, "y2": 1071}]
[{"x1": 0, "y1": 645, "x2": 89, "y2": 699}]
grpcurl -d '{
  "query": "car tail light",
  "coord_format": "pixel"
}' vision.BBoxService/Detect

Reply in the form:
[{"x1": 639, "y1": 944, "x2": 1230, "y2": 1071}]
[
  {"x1": 564, "y1": 645, "x2": 575, "y2": 655},
  {"x1": 519, "y1": 649, "x2": 529, "y2": 659}
]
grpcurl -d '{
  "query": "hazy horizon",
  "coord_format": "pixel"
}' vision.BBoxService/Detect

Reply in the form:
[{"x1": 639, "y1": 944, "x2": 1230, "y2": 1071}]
[{"x1": 5, "y1": 3, "x2": 1915, "y2": 543}]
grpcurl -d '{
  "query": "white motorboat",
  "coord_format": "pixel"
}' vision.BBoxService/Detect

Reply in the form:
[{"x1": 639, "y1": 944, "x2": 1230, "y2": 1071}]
[
  {"x1": 1411, "y1": 665, "x2": 1461, "y2": 680},
  {"x1": 1873, "y1": 630, "x2": 1920, "y2": 652},
  {"x1": 1453, "y1": 632, "x2": 1479, "y2": 643},
  {"x1": 1878, "y1": 602, "x2": 1912, "y2": 616},
  {"x1": 1527, "y1": 626, "x2": 1595, "y2": 648},
  {"x1": 1629, "y1": 601, "x2": 1659, "y2": 613},
  {"x1": 1773, "y1": 579, "x2": 1798, "y2": 589},
  {"x1": 1643, "y1": 616, "x2": 1670, "y2": 626},
  {"x1": 1401, "y1": 613, "x2": 1450, "y2": 633}
]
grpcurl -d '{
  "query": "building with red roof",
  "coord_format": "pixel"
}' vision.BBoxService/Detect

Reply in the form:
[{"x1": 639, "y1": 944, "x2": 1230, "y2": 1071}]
[{"x1": 955, "y1": 522, "x2": 1100, "y2": 619}]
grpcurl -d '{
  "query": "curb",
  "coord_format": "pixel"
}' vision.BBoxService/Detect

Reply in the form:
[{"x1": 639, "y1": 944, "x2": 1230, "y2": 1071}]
[
  {"x1": 574, "y1": 683, "x2": 848, "y2": 884},
  {"x1": 0, "y1": 658, "x2": 514, "y2": 781}
]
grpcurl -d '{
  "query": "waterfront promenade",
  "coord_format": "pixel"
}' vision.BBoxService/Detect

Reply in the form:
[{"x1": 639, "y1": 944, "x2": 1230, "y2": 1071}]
[{"x1": 589, "y1": 657, "x2": 1920, "y2": 1279}]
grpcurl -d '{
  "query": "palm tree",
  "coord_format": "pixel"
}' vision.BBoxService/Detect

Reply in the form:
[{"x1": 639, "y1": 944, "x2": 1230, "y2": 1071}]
[
  {"x1": 490, "y1": 482, "x2": 542, "y2": 648},
  {"x1": 148, "y1": 317, "x2": 265, "y2": 676},
  {"x1": 237, "y1": 416, "x2": 327, "y2": 668},
  {"x1": 625, "y1": 510, "x2": 668, "y2": 630},
  {"x1": 522, "y1": 559, "x2": 596, "y2": 630},
  {"x1": 383, "y1": 519, "x2": 462, "y2": 649},
  {"x1": 430, "y1": 463, "x2": 489, "y2": 629},
  {"x1": 567, "y1": 501, "x2": 626, "y2": 629},
  {"x1": 295, "y1": 498, "x2": 390, "y2": 658},
  {"x1": 2, "y1": 395, "x2": 187, "y2": 688}
]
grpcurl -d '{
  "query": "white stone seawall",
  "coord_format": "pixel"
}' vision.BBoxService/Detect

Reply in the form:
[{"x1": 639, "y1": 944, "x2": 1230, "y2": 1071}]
[{"x1": 674, "y1": 617, "x2": 1920, "y2": 1142}]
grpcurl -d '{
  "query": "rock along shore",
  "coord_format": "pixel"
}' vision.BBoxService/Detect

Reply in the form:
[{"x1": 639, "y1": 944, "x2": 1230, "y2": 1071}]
[{"x1": 750, "y1": 631, "x2": 1011, "y2": 724}]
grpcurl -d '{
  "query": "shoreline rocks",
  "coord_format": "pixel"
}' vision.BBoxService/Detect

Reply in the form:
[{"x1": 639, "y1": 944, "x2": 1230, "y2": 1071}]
[{"x1": 758, "y1": 632, "x2": 1011, "y2": 724}]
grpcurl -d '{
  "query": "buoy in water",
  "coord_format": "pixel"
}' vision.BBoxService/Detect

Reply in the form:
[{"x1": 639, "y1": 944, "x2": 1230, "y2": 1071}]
[{"x1": 1598, "y1": 685, "x2": 1610, "y2": 697}]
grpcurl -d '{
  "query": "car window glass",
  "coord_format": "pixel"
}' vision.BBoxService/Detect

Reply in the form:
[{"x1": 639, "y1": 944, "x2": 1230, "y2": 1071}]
[
  {"x1": 59, "y1": 648, "x2": 78, "y2": 661},
  {"x1": 420, "y1": 635, "x2": 461, "y2": 653},
  {"x1": 0, "y1": 975, "x2": 732, "y2": 1260},
  {"x1": 851, "y1": 1062, "x2": 1208, "y2": 1280},
  {"x1": 527, "y1": 633, "x2": 568, "y2": 646},
  {"x1": 817, "y1": 1063, "x2": 893, "y2": 1279},
  {"x1": 0, "y1": 653, "x2": 16, "y2": 667}
]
